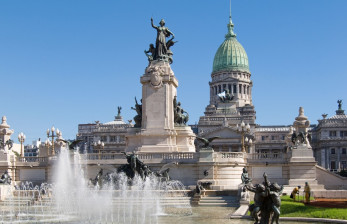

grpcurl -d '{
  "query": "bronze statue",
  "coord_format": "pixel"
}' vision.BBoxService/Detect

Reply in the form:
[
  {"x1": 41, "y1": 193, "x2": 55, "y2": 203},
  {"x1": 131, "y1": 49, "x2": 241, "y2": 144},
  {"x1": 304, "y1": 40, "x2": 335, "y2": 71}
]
[
  {"x1": 268, "y1": 183, "x2": 283, "y2": 224},
  {"x1": 0, "y1": 139, "x2": 13, "y2": 150},
  {"x1": 291, "y1": 132, "x2": 297, "y2": 145},
  {"x1": 144, "y1": 44, "x2": 155, "y2": 62},
  {"x1": 246, "y1": 183, "x2": 267, "y2": 224},
  {"x1": 0, "y1": 171, "x2": 11, "y2": 185},
  {"x1": 241, "y1": 167, "x2": 252, "y2": 184},
  {"x1": 219, "y1": 89, "x2": 233, "y2": 103},
  {"x1": 338, "y1": 100, "x2": 343, "y2": 110},
  {"x1": 196, "y1": 136, "x2": 220, "y2": 148},
  {"x1": 131, "y1": 97, "x2": 142, "y2": 128},
  {"x1": 166, "y1": 37, "x2": 177, "y2": 64},
  {"x1": 59, "y1": 139, "x2": 83, "y2": 150},
  {"x1": 149, "y1": 18, "x2": 175, "y2": 63},
  {"x1": 117, "y1": 106, "x2": 122, "y2": 116},
  {"x1": 245, "y1": 172, "x2": 283, "y2": 224},
  {"x1": 173, "y1": 96, "x2": 189, "y2": 125}
]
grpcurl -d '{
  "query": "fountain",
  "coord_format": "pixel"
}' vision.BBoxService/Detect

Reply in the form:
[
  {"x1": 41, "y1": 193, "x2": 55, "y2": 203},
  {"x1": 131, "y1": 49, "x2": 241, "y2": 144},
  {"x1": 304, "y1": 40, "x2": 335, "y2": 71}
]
[{"x1": 0, "y1": 147, "x2": 191, "y2": 223}]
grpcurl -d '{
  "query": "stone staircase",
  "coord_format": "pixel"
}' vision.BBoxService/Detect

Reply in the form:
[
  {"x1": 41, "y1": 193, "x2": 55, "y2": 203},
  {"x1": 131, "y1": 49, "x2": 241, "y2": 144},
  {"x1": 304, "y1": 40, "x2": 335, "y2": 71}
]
[{"x1": 193, "y1": 195, "x2": 239, "y2": 207}]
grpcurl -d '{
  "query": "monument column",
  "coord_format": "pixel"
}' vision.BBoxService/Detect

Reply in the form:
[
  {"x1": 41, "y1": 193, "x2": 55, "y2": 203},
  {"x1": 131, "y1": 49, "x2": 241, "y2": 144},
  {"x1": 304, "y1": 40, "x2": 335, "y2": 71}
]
[{"x1": 125, "y1": 17, "x2": 195, "y2": 153}]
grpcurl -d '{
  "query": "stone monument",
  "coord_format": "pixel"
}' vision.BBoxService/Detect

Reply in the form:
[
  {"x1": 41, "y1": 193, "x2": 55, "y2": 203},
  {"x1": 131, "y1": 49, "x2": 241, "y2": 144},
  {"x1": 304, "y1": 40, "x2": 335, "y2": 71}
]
[
  {"x1": 287, "y1": 107, "x2": 318, "y2": 187},
  {"x1": 126, "y1": 18, "x2": 195, "y2": 153}
]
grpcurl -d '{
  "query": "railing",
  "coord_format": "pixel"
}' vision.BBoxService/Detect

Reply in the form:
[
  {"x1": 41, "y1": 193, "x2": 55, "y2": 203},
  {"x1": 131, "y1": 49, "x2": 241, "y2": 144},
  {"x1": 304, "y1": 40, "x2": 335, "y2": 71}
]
[
  {"x1": 246, "y1": 153, "x2": 288, "y2": 163},
  {"x1": 17, "y1": 157, "x2": 48, "y2": 163},
  {"x1": 214, "y1": 152, "x2": 245, "y2": 163},
  {"x1": 79, "y1": 152, "x2": 198, "y2": 163},
  {"x1": 81, "y1": 153, "x2": 125, "y2": 160}
]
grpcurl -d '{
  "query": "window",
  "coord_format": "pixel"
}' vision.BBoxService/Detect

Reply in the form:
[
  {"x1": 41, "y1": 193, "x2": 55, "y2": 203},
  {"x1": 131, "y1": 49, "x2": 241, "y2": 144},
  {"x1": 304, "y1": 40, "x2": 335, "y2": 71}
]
[
  {"x1": 271, "y1": 136, "x2": 275, "y2": 140},
  {"x1": 282, "y1": 135, "x2": 285, "y2": 140},
  {"x1": 261, "y1": 136, "x2": 265, "y2": 141},
  {"x1": 109, "y1": 136, "x2": 116, "y2": 142},
  {"x1": 100, "y1": 136, "x2": 107, "y2": 142},
  {"x1": 340, "y1": 131, "x2": 347, "y2": 137},
  {"x1": 329, "y1": 131, "x2": 337, "y2": 137},
  {"x1": 331, "y1": 148, "x2": 335, "y2": 154},
  {"x1": 233, "y1": 84, "x2": 237, "y2": 93},
  {"x1": 330, "y1": 161, "x2": 336, "y2": 170},
  {"x1": 239, "y1": 84, "x2": 242, "y2": 93},
  {"x1": 342, "y1": 148, "x2": 346, "y2": 154}
]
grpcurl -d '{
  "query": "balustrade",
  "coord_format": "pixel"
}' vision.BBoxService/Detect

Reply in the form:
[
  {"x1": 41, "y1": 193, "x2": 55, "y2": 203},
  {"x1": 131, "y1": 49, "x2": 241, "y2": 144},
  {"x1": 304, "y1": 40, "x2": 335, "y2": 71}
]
[
  {"x1": 247, "y1": 153, "x2": 287, "y2": 162},
  {"x1": 17, "y1": 157, "x2": 48, "y2": 163}
]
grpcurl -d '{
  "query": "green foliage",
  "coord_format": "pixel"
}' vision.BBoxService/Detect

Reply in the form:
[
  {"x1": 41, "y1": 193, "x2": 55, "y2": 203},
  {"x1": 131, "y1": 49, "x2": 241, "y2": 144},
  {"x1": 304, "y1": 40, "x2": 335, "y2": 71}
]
[
  {"x1": 280, "y1": 196, "x2": 347, "y2": 220},
  {"x1": 338, "y1": 170, "x2": 347, "y2": 177},
  {"x1": 249, "y1": 195, "x2": 347, "y2": 220}
]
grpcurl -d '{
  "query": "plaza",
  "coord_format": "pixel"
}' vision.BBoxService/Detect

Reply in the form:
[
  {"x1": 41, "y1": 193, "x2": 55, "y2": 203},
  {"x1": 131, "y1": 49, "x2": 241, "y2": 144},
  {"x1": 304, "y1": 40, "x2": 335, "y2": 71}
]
[{"x1": 1, "y1": 1, "x2": 347, "y2": 223}]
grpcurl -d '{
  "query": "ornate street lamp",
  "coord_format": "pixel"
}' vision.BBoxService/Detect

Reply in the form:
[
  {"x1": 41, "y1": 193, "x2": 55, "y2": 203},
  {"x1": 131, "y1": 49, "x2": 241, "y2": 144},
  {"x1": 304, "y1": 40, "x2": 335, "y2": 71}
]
[
  {"x1": 46, "y1": 126, "x2": 61, "y2": 155},
  {"x1": 18, "y1": 132, "x2": 26, "y2": 157},
  {"x1": 237, "y1": 121, "x2": 251, "y2": 152},
  {"x1": 245, "y1": 137, "x2": 253, "y2": 153},
  {"x1": 94, "y1": 140, "x2": 104, "y2": 160}
]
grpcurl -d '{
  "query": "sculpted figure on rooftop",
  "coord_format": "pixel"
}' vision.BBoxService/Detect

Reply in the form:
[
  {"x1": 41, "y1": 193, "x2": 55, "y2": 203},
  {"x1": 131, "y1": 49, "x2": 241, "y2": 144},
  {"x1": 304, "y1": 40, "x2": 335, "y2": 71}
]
[{"x1": 338, "y1": 100, "x2": 343, "y2": 110}]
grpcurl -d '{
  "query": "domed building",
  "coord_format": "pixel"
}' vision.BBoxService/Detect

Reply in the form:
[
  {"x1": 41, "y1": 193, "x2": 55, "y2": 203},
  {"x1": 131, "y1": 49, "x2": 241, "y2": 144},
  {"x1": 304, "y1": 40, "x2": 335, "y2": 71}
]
[{"x1": 197, "y1": 15, "x2": 256, "y2": 153}]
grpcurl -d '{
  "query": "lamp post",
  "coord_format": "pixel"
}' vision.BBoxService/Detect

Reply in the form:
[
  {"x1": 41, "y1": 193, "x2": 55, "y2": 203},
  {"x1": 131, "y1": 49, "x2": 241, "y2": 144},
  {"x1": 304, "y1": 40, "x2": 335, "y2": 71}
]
[
  {"x1": 18, "y1": 132, "x2": 26, "y2": 157},
  {"x1": 237, "y1": 121, "x2": 251, "y2": 152},
  {"x1": 94, "y1": 140, "x2": 104, "y2": 160},
  {"x1": 46, "y1": 126, "x2": 61, "y2": 156},
  {"x1": 244, "y1": 137, "x2": 253, "y2": 153}
]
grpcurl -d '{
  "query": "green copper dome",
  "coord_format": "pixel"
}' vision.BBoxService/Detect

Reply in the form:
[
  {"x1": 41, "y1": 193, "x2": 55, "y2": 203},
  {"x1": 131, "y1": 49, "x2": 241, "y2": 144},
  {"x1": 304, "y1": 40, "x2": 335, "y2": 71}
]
[{"x1": 212, "y1": 18, "x2": 249, "y2": 73}]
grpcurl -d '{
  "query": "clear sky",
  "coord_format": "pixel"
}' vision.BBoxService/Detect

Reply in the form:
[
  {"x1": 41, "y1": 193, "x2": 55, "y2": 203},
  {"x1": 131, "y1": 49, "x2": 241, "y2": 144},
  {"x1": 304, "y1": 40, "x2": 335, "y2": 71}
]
[{"x1": 1, "y1": 0, "x2": 347, "y2": 143}]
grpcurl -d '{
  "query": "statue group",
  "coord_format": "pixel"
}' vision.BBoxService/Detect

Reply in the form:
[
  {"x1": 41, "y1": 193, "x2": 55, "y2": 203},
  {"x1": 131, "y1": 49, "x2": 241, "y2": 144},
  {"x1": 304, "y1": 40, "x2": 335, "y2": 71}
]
[
  {"x1": 291, "y1": 131, "x2": 311, "y2": 146},
  {"x1": 90, "y1": 152, "x2": 172, "y2": 188},
  {"x1": 0, "y1": 139, "x2": 13, "y2": 150},
  {"x1": 242, "y1": 169, "x2": 283, "y2": 224},
  {"x1": 219, "y1": 89, "x2": 234, "y2": 103},
  {"x1": 145, "y1": 18, "x2": 177, "y2": 64},
  {"x1": 173, "y1": 96, "x2": 189, "y2": 125}
]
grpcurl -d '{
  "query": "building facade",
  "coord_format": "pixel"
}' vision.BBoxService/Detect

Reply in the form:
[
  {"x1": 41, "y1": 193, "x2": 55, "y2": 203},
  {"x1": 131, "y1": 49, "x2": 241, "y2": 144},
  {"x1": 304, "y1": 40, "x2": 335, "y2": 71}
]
[
  {"x1": 76, "y1": 111, "x2": 132, "y2": 153},
  {"x1": 75, "y1": 16, "x2": 347, "y2": 176}
]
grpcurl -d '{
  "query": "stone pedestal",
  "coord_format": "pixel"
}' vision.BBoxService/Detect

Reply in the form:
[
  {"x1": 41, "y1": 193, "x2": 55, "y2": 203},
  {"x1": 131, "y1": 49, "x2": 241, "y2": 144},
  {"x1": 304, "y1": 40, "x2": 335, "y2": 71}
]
[
  {"x1": 126, "y1": 61, "x2": 196, "y2": 153},
  {"x1": 175, "y1": 126, "x2": 195, "y2": 152},
  {"x1": 290, "y1": 145, "x2": 315, "y2": 163},
  {"x1": 289, "y1": 146, "x2": 318, "y2": 186}
]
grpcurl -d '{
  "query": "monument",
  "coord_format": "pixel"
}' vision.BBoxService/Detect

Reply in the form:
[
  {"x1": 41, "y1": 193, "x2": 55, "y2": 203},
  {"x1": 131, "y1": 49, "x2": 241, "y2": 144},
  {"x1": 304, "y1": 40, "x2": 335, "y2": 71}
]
[
  {"x1": 287, "y1": 107, "x2": 319, "y2": 187},
  {"x1": 126, "y1": 18, "x2": 195, "y2": 153}
]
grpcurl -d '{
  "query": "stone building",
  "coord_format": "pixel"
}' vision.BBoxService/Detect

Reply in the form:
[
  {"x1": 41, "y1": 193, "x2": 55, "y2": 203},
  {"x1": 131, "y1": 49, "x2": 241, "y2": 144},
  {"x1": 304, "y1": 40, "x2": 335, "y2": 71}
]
[
  {"x1": 76, "y1": 110, "x2": 132, "y2": 153},
  {"x1": 311, "y1": 103, "x2": 347, "y2": 171}
]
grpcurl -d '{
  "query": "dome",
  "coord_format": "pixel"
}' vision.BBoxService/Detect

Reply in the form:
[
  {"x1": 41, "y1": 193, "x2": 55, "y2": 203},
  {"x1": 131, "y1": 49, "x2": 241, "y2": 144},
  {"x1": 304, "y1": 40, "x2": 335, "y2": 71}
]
[{"x1": 212, "y1": 18, "x2": 249, "y2": 73}]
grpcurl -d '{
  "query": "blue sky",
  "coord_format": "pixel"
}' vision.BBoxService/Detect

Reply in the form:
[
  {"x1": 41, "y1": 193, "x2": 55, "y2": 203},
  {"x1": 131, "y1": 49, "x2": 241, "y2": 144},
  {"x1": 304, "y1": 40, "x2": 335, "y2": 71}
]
[{"x1": 1, "y1": 0, "x2": 347, "y2": 143}]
